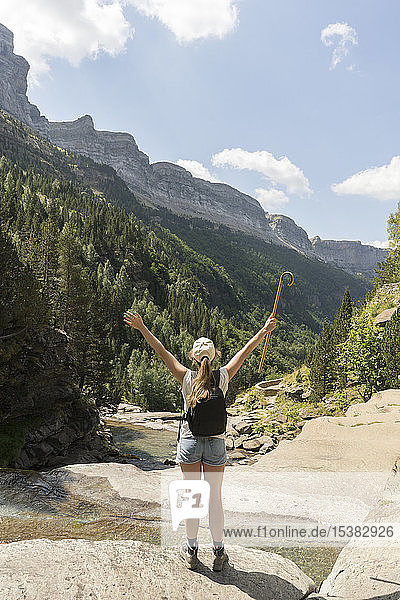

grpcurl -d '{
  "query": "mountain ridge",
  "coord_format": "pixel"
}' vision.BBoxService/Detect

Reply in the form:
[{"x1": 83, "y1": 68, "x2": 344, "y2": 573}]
[{"x1": 0, "y1": 22, "x2": 388, "y2": 278}]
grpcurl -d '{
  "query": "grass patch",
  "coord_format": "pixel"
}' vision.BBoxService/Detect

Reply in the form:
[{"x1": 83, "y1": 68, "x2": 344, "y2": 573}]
[{"x1": 249, "y1": 384, "x2": 366, "y2": 439}]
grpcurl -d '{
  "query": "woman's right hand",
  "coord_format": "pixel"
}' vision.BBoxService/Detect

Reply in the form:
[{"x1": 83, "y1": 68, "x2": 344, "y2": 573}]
[
  {"x1": 264, "y1": 315, "x2": 277, "y2": 333},
  {"x1": 123, "y1": 310, "x2": 144, "y2": 330}
]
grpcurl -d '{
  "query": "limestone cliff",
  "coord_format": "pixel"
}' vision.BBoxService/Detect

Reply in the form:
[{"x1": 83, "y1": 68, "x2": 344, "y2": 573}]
[
  {"x1": 0, "y1": 24, "x2": 48, "y2": 132},
  {"x1": 0, "y1": 23, "x2": 389, "y2": 277},
  {"x1": 265, "y1": 213, "x2": 313, "y2": 253},
  {"x1": 265, "y1": 213, "x2": 388, "y2": 278},
  {"x1": 310, "y1": 236, "x2": 387, "y2": 277}
]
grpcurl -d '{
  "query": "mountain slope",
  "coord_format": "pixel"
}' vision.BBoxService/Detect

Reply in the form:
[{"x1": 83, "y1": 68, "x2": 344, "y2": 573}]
[{"x1": 0, "y1": 109, "x2": 371, "y2": 408}]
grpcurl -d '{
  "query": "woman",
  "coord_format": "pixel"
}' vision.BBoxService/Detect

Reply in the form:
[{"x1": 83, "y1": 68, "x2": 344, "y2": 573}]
[{"x1": 123, "y1": 309, "x2": 277, "y2": 571}]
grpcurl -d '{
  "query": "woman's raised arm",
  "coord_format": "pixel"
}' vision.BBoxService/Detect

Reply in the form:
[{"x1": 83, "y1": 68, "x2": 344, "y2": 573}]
[
  {"x1": 123, "y1": 310, "x2": 187, "y2": 384},
  {"x1": 224, "y1": 315, "x2": 277, "y2": 381}
]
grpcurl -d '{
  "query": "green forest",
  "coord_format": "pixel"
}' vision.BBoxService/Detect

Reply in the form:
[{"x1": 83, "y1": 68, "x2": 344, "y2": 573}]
[
  {"x1": 307, "y1": 210, "x2": 400, "y2": 405},
  {"x1": 0, "y1": 109, "x2": 371, "y2": 412}
]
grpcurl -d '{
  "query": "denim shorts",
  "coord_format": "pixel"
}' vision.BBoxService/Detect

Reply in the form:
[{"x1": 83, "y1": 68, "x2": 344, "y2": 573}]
[{"x1": 176, "y1": 436, "x2": 227, "y2": 466}]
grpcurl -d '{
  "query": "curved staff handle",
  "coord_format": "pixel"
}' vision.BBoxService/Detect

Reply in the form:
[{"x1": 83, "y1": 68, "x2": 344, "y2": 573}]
[{"x1": 258, "y1": 271, "x2": 295, "y2": 373}]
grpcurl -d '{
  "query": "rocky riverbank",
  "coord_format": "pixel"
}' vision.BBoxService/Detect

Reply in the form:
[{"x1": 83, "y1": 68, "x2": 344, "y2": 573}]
[{"x1": 1, "y1": 389, "x2": 399, "y2": 598}]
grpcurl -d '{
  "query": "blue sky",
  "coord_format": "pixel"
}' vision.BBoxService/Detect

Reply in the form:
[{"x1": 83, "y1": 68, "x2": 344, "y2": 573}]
[{"x1": 2, "y1": 0, "x2": 400, "y2": 246}]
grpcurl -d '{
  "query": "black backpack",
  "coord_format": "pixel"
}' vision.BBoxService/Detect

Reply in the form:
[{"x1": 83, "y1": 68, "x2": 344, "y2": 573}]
[{"x1": 178, "y1": 370, "x2": 227, "y2": 440}]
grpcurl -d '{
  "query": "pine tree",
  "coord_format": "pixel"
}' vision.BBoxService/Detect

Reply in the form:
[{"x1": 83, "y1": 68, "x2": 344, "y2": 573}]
[
  {"x1": 382, "y1": 308, "x2": 400, "y2": 388},
  {"x1": 38, "y1": 218, "x2": 60, "y2": 323},
  {"x1": 309, "y1": 319, "x2": 336, "y2": 400},
  {"x1": 0, "y1": 227, "x2": 47, "y2": 336},
  {"x1": 57, "y1": 221, "x2": 83, "y2": 330},
  {"x1": 331, "y1": 288, "x2": 354, "y2": 388},
  {"x1": 375, "y1": 201, "x2": 400, "y2": 284}
]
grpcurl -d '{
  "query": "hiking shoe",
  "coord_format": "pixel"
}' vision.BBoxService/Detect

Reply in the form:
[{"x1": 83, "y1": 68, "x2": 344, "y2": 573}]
[
  {"x1": 212, "y1": 546, "x2": 229, "y2": 571},
  {"x1": 179, "y1": 541, "x2": 199, "y2": 570}
]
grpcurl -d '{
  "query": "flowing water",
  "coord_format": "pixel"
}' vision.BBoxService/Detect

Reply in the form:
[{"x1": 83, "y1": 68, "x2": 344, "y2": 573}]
[
  {"x1": 0, "y1": 422, "x2": 177, "y2": 546},
  {"x1": 105, "y1": 419, "x2": 178, "y2": 467}
]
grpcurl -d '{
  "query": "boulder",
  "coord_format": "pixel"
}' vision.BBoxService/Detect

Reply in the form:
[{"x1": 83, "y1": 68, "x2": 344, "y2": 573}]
[
  {"x1": 346, "y1": 389, "x2": 400, "y2": 418},
  {"x1": 234, "y1": 434, "x2": 250, "y2": 448},
  {"x1": 317, "y1": 459, "x2": 400, "y2": 599},
  {"x1": 226, "y1": 436, "x2": 234, "y2": 450},
  {"x1": 117, "y1": 403, "x2": 143, "y2": 413},
  {"x1": 242, "y1": 438, "x2": 263, "y2": 451},
  {"x1": 259, "y1": 442, "x2": 274, "y2": 454},
  {"x1": 274, "y1": 413, "x2": 288, "y2": 423},
  {"x1": 316, "y1": 542, "x2": 400, "y2": 599},
  {"x1": 374, "y1": 306, "x2": 398, "y2": 326},
  {"x1": 229, "y1": 450, "x2": 248, "y2": 460},
  {"x1": 2, "y1": 325, "x2": 112, "y2": 470},
  {"x1": 233, "y1": 421, "x2": 254, "y2": 435},
  {"x1": 298, "y1": 407, "x2": 320, "y2": 420},
  {"x1": 0, "y1": 539, "x2": 316, "y2": 600},
  {"x1": 259, "y1": 434, "x2": 275, "y2": 445},
  {"x1": 226, "y1": 424, "x2": 239, "y2": 437},
  {"x1": 258, "y1": 436, "x2": 275, "y2": 454},
  {"x1": 0, "y1": 22, "x2": 389, "y2": 277}
]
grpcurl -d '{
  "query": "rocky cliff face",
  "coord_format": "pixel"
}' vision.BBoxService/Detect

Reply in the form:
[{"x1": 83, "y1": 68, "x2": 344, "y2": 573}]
[
  {"x1": 0, "y1": 24, "x2": 48, "y2": 132},
  {"x1": 310, "y1": 236, "x2": 387, "y2": 277},
  {"x1": 0, "y1": 23, "x2": 389, "y2": 276},
  {"x1": 265, "y1": 213, "x2": 313, "y2": 253},
  {"x1": 265, "y1": 213, "x2": 388, "y2": 278},
  {"x1": 48, "y1": 118, "x2": 276, "y2": 238},
  {"x1": 1, "y1": 325, "x2": 116, "y2": 470}
]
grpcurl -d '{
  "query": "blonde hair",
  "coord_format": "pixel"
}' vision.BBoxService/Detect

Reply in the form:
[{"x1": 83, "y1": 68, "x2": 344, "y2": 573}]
[
  {"x1": 187, "y1": 347, "x2": 222, "y2": 407},
  {"x1": 187, "y1": 355, "x2": 215, "y2": 408}
]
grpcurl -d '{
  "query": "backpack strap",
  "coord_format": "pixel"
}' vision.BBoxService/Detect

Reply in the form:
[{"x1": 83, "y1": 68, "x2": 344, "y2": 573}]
[
  {"x1": 177, "y1": 381, "x2": 187, "y2": 443},
  {"x1": 212, "y1": 369, "x2": 221, "y2": 388}
]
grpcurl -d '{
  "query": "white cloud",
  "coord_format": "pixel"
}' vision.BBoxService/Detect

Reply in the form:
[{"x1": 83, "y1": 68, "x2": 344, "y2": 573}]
[
  {"x1": 321, "y1": 22, "x2": 358, "y2": 69},
  {"x1": 366, "y1": 240, "x2": 390, "y2": 249},
  {"x1": 0, "y1": 0, "x2": 239, "y2": 84},
  {"x1": 255, "y1": 188, "x2": 290, "y2": 211},
  {"x1": 0, "y1": 0, "x2": 133, "y2": 84},
  {"x1": 332, "y1": 156, "x2": 400, "y2": 201},
  {"x1": 212, "y1": 147, "x2": 311, "y2": 196},
  {"x1": 176, "y1": 159, "x2": 221, "y2": 183},
  {"x1": 128, "y1": 0, "x2": 239, "y2": 42}
]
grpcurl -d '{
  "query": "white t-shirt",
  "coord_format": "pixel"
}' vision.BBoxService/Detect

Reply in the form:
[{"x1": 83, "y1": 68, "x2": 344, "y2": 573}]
[{"x1": 179, "y1": 367, "x2": 229, "y2": 439}]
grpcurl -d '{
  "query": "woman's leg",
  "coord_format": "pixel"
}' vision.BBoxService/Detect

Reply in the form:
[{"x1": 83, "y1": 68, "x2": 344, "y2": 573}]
[
  {"x1": 179, "y1": 461, "x2": 202, "y2": 539},
  {"x1": 202, "y1": 463, "x2": 225, "y2": 545}
]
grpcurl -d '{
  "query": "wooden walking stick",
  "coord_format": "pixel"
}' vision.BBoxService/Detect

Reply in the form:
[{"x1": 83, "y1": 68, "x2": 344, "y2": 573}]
[{"x1": 258, "y1": 271, "x2": 295, "y2": 373}]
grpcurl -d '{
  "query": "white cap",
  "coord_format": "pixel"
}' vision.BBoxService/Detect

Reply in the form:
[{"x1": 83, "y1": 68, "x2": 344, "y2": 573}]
[{"x1": 192, "y1": 337, "x2": 215, "y2": 362}]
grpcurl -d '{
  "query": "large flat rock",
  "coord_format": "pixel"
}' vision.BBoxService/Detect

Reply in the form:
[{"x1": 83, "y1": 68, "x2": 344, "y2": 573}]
[
  {"x1": 63, "y1": 461, "x2": 163, "y2": 504},
  {"x1": 64, "y1": 461, "x2": 386, "y2": 532},
  {"x1": 0, "y1": 539, "x2": 315, "y2": 600},
  {"x1": 40, "y1": 391, "x2": 400, "y2": 598},
  {"x1": 252, "y1": 389, "x2": 400, "y2": 472},
  {"x1": 315, "y1": 542, "x2": 400, "y2": 599},
  {"x1": 315, "y1": 461, "x2": 400, "y2": 599}
]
